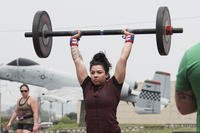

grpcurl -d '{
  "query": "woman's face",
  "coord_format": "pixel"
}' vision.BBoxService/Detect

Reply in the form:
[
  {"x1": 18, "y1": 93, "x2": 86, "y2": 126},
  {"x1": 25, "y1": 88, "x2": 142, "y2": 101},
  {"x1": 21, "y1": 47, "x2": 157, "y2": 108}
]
[
  {"x1": 90, "y1": 65, "x2": 108, "y2": 86},
  {"x1": 20, "y1": 86, "x2": 29, "y2": 98}
]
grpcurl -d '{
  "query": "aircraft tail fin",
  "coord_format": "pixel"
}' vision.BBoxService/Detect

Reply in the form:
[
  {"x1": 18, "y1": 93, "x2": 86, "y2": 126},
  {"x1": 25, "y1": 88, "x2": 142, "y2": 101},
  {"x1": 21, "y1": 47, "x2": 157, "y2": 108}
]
[
  {"x1": 135, "y1": 80, "x2": 161, "y2": 114},
  {"x1": 153, "y1": 71, "x2": 170, "y2": 101}
]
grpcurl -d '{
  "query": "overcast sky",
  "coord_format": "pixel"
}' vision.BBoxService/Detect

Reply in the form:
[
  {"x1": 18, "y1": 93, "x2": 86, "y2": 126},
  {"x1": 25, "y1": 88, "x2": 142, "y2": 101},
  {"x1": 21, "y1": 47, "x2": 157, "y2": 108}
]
[{"x1": 1, "y1": 0, "x2": 200, "y2": 113}]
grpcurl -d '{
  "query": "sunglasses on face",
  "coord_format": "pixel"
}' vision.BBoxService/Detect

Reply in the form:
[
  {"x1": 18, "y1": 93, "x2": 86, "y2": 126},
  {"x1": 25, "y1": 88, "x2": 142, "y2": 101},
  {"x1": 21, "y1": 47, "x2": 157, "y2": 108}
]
[{"x1": 20, "y1": 90, "x2": 28, "y2": 93}]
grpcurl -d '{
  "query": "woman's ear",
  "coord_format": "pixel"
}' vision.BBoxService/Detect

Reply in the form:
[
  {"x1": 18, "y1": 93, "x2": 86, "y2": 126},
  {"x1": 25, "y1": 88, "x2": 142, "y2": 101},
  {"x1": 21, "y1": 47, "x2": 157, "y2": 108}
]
[{"x1": 106, "y1": 73, "x2": 110, "y2": 80}]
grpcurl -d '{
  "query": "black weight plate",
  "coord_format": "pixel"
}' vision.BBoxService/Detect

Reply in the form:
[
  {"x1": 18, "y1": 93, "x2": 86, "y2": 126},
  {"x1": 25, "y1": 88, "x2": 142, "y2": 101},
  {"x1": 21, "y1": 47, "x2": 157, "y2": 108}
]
[
  {"x1": 156, "y1": 7, "x2": 171, "y2": 55},
  {"x1": 32, "y1": 11, "x2": 52, "y2": 58}
]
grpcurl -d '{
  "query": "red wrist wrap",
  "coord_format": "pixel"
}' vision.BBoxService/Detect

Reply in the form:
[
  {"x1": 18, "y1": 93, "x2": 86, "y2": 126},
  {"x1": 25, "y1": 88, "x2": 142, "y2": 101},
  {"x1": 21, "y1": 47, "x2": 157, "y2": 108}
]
[
  {"x1": 70, "y1": 38, "x2": 79, "y2": 47},
  {"x1": 125, "y1": 34, "x2": 134, "y2": 43}
]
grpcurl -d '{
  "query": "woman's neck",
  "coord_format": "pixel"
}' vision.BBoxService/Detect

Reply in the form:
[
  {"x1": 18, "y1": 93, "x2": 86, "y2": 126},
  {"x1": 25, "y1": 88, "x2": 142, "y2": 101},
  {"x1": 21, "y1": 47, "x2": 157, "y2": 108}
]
[{"x1": 22, "y1": 95, "x2": 29, "y2": 99}]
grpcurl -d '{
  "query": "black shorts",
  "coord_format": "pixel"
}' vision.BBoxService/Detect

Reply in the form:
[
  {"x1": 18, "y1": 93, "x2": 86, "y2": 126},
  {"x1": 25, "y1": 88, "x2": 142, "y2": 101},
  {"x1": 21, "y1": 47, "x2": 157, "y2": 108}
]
[
  {"x1": 115, "y1": 128, "x2": 121, "y2": 133},
  {"x1": 16, "y1": 123, "x2": 33, "y2": 132}
]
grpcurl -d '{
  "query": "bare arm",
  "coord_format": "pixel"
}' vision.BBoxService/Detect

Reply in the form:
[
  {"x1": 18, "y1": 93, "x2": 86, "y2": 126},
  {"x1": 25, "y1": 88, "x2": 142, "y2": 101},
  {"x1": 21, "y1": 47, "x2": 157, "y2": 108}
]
[
  {"x1": 70, "y1": 31, "x2": 88, "y2": 84},
  {"x1": 30, "y1": 97, "x2": 39, "y2": 124},
  {"x1": 30, "y1": 97, "x2": 39, "y2": 132},
  {"x1": 114, "y1": 30, "x2": 134, "y2": 84},
  {"x1": 175, "y1": 90, "x2": 197, "y2": 115},
  {"x1": 7, "y1": 101, "x2": 19, "y2": 130}
]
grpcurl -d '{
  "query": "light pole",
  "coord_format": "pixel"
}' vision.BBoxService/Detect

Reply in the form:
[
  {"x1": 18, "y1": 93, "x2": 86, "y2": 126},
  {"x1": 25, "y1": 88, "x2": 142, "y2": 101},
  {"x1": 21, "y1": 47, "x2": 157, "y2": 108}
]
[
  {"x1": 0, "y1": 92, "x2": 2, "y2": 133},
  {"x1": 49, "y1": 101, "x2": 53, "y2": 122},
  {"x1": 61, "y1": 103, "x2": 63, "y2": 118}
]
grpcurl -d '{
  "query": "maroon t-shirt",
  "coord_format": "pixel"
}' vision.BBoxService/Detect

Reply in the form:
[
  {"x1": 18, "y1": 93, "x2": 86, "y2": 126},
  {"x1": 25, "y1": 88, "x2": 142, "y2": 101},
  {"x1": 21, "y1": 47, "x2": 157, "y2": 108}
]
[{"x1": 81, "y1": 76, "x2": 122, "y2": 133}]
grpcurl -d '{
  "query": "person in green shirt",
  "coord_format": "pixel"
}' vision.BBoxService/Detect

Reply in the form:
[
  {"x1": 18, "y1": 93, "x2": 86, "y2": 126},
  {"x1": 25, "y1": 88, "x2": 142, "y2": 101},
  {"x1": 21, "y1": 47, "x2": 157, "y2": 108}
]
[
  {"x1": 175, "y1": 42, "x2": 200, "y2": 132},
  {"x1": 7, "y1": 84, "x2": 39, "y2": 133}
]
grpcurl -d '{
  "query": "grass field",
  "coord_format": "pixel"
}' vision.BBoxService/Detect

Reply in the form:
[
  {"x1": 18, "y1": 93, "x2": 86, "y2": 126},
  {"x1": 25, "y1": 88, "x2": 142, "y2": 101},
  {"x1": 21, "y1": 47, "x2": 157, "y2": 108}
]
[
  {"x1": 4, "y1": 122, "x2": 196, "y2": 133},
  {"x1": 50, "y1": 123, "x2": 196, "y2": 133}
]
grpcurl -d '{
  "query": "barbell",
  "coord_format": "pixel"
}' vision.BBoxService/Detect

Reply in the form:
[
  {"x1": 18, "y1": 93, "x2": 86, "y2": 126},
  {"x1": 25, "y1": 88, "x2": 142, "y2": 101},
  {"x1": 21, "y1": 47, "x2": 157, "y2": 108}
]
[{"x1": 24, "y1": 6, "x2": 183, "y2": 58}]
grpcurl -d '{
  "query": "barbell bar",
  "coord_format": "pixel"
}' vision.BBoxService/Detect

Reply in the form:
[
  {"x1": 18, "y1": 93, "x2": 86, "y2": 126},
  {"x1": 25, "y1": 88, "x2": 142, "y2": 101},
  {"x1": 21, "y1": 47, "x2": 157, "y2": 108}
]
[
  {"x1": 25, "y1": 28, "x2": 182, "y2": 37},
  {"x1": 24, "y1": 6, "x2": 183, "y2": 58}
]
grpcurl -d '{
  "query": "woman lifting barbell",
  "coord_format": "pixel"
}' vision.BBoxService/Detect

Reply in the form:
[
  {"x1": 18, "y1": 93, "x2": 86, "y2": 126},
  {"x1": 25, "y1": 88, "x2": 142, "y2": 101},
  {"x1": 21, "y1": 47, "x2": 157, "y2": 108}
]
[{"x1": 68, "y1": 29, "x2": 134, "y2": 133}]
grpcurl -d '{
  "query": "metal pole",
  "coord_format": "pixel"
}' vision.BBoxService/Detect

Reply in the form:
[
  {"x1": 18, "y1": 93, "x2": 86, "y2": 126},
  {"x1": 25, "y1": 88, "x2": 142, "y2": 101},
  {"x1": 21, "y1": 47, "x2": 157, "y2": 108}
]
[
  {"x1": 0, "y1": 92, "x2": 2, "y2": 133},
  {"x1": 61, "y1": 103, "x2": 63, "y2": 118},
  {"x1": 49, "y1": 101, "x2": 53, "y2": 122}
]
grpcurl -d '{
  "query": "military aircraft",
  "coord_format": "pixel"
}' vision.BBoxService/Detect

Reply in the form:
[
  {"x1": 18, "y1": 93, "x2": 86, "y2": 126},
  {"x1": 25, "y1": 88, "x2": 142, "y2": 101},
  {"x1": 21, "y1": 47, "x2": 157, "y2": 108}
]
[{"x1": 0, "y1": 58, "x2": 170, "y2": 114}]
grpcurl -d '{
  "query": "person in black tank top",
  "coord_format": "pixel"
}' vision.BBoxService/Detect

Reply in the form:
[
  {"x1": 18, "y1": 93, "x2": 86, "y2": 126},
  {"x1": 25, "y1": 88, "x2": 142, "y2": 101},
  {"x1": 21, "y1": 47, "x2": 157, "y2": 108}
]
[
  {"x1": 7, "y1": 84, "x2": 39, "y2": 133},
  {"x1": 69, "y1": 30, "x2": 135, "y2": 133}
]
